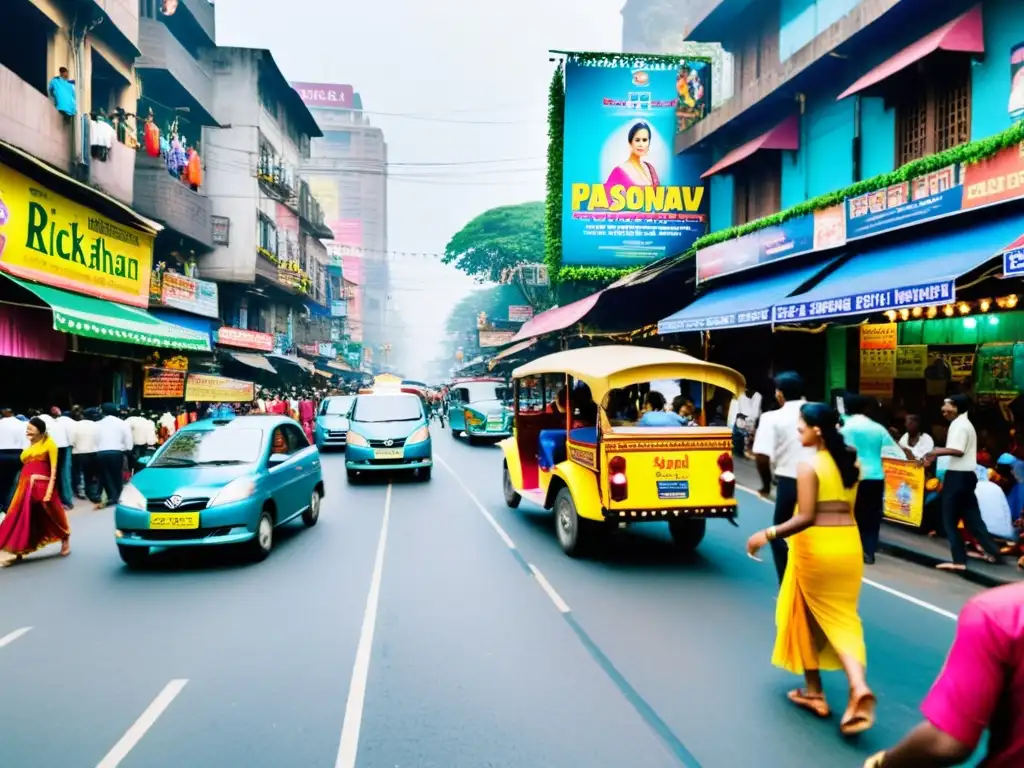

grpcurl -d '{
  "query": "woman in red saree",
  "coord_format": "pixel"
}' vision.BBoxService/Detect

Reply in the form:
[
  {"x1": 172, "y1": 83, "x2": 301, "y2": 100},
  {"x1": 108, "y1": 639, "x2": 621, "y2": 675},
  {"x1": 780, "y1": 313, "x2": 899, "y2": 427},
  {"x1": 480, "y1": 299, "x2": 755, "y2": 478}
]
[{"x1": 0, "y1": 417, "x2": 71, "y2": 565}]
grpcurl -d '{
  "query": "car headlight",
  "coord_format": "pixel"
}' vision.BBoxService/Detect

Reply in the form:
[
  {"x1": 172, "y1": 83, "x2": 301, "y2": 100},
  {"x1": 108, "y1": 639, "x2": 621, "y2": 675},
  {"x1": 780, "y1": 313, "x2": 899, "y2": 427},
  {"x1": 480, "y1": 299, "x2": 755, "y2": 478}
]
[
  {"x1": 208, "y1": 476, "x2": 257, "y2": 508},
  {"x1": 118, "y1": 483, "x2": 146, "y2": 511},
  {"x1": 407, "y1": 425, "x2": 429, "y2": 444},
  {"x1": 347, "y1": 431, "x2": 369, "y2": 447}
]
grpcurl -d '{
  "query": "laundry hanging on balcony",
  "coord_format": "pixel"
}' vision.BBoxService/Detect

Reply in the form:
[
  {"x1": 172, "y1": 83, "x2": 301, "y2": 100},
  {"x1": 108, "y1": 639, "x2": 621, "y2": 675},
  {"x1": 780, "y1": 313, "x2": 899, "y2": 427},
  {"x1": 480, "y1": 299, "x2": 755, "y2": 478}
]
[
  {"x1": 185, "y1": 148, "x2": 202, "y2": 191},
  {"x1": 143, "y1": 115, "x2": 161, "y2": 157},
  {"x1": 89, "y1": 115, "x2": 116, "y2": 161}
]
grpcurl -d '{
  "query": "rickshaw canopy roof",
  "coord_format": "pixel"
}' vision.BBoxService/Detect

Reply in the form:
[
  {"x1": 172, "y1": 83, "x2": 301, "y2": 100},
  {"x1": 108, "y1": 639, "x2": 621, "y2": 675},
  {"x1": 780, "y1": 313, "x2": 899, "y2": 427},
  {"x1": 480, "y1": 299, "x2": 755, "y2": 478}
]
[{"x1": 511, "y1": 345, "x2": 746, "y2": 403}]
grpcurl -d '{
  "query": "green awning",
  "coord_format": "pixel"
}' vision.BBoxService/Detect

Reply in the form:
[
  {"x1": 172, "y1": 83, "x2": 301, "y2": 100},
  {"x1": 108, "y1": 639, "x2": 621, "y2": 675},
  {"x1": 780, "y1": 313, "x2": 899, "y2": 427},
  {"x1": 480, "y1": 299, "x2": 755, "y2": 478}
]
[{"x1": 7, "y1": 276, "x2": 211, "y2": 352}]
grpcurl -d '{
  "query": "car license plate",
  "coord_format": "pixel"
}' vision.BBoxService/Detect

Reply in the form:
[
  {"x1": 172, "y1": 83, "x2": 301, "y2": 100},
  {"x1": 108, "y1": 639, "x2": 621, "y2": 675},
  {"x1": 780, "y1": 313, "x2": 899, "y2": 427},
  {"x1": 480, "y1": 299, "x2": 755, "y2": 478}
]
[
  {"x1": 374, "y1": 448, "x2": 403, "y2": 459},
  {"x1": 149, "y1": 512, "x2": 200, "y2": 530},
  {"x1": 657, "y1": 480, "x2": 690, "y2": 500}
]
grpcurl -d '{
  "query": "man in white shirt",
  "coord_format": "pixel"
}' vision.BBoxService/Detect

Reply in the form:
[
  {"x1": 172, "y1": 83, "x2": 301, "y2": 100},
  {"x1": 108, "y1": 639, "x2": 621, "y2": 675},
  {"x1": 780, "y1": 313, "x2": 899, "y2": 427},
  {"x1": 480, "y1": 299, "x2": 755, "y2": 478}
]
[
  {"x1": 924, "y1": 395, "x2": 1003, "y2": 570},
  {"x1": 752, "y1": 372, "x2": 812, "y2": 583},
  {"x1": 0, "y1": 407, "x2": 27, "y2": 512},
  {"x1": 729, "y1": 389, "x2": 763, "y2": 456},
  {"x1": 39, "y1": 407, "x2": 74, "y2": 509},
  {"x1": 125, "y1": 410, "x2": 157, "y2": 470},
  {"x1": 70, "y1": 409, "x2": 101, "y2": 503},
  {"x1": 95, "y1": 403, "x2": 133, "y2": 508},
  {"x1": 897, "y1": 414, "x2": 934, "y2": 461}
]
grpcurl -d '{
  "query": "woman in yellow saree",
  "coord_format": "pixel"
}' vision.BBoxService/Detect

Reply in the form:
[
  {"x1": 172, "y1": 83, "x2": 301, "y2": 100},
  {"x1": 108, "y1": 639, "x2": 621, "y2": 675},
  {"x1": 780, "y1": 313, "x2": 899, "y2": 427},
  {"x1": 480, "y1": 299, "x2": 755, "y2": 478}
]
[{"x1": 747, "y1": 402, "x2": 875, "y2": 736}]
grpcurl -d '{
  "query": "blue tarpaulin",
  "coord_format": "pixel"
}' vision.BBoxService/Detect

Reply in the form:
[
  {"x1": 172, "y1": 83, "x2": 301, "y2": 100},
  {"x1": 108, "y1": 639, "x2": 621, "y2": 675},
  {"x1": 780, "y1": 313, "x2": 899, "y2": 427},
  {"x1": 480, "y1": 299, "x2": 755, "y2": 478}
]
[
  {"x1": 658, "y1": 260, "x2": 833, "y2": 334},
  {"x1": 773, "y1": 215, "x2": 1024, "y2": 323}
]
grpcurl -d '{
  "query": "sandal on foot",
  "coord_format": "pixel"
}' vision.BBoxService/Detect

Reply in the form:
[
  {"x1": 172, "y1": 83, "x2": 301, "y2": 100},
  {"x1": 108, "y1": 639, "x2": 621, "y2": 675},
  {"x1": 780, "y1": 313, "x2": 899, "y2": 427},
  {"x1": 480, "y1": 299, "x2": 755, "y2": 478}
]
[
  {"x1": 840, "y1": 691, "x2": 876, "y2": 736},
  {"x1": 787, "y1": 688, "x2": 830, "y2": 718}
]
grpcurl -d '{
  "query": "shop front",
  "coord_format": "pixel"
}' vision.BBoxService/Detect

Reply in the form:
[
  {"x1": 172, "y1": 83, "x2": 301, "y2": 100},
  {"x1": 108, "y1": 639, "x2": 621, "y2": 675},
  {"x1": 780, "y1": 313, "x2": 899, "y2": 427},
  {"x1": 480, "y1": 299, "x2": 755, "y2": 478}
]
[{"x1": 0, "y1": 144, "x2": 212, "y2": 408}]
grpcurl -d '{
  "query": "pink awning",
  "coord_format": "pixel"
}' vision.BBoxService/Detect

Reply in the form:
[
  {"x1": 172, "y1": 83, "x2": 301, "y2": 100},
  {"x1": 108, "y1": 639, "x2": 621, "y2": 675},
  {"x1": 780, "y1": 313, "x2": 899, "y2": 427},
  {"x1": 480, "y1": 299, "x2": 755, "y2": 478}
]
[
  {"x1": 509, "y1": 291, "x2": 602, "y2": 342},
  {"x1": 700, "y1": 115, "x2": 800, "y2": 179},
  {"x1": 837, "y1": 5, "x2": 984, "y2": 101}
]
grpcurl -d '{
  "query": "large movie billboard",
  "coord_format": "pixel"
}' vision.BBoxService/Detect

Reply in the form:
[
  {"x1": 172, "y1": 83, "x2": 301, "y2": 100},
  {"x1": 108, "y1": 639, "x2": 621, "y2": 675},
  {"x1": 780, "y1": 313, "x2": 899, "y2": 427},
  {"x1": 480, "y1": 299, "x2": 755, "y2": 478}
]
[{"x1": 561, "y1": 56, "x2": 710, "y2": 267}]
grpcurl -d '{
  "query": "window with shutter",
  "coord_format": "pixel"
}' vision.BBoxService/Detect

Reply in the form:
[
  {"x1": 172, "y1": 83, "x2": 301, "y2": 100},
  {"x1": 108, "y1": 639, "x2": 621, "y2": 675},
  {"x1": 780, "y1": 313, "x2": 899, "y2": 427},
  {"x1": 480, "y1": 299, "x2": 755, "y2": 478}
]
[
  {"x1": 731, "y1": 153, "x2": 783, "y2": 226},
  {"x1": 894, "y1": 56, "x2": 972, "y2": 166}
]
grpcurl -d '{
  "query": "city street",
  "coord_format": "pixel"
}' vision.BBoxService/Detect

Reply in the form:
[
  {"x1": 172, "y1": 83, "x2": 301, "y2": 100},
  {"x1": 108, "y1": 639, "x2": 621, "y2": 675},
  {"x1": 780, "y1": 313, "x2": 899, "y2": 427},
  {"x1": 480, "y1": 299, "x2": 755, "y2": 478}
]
[{"x1": 0, "y1": 428, "x2": 985, "y2": 768}]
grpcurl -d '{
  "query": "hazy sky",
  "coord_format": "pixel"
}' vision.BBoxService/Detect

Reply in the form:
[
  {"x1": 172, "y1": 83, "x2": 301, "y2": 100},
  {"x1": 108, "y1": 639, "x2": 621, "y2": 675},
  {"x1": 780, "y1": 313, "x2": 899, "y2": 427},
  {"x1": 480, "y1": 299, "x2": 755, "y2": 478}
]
[{"x1": 215, "y1": 0, "x2": 624, "y2": 378}]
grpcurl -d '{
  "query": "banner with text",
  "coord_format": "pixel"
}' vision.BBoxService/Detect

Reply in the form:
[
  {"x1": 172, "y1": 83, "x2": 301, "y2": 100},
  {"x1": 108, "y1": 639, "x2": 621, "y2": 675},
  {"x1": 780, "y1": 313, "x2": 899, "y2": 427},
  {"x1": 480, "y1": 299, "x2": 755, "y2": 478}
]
[
  {"x1": 142, "y1": 367, "x2": 186, "y2": 399},
  {"x1": 858, "y1": 324, "x2": 897, "y2": 399},
  {"x1": 562, "y1": 55, "x2": 710, "y2": 267},
  {"x1": 882, "y1": 458, "x2": 924, "y2": 527},
  {"x1": 185, "y1": 373, "x2": 255, "y2": 403}
]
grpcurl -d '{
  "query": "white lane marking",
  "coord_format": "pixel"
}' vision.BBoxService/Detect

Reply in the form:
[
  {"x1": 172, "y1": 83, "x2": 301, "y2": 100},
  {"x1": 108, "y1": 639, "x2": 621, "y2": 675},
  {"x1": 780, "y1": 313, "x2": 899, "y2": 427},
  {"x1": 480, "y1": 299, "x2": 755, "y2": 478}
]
[
  {"x1": 95, "y1": 679, "x2": 188, "y2": 768},
  {"x1": 335, "y1": 482, "x2": 392, "y2": 768},
  {"x1": 435, "y1": 454, "x2": 516, "y2": 549},
  {"x1": 737, "y1": 486, "x2": 958, "y2": 620},
  {"x1": 528, "y1": 563, "x2": 570, "y2": 613},
  {"x1": 0, "y1": 626, "x2": 32, "y2": 648},
  {"x1": 862, "y1": 578, "x2": 958, "y2": 621}
]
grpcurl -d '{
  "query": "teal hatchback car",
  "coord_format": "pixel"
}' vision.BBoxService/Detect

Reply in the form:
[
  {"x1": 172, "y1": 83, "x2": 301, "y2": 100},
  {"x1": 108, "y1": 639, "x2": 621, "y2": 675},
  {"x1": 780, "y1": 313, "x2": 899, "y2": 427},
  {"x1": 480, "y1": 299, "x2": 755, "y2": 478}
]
[
  {"x1": 315, "y1": 394, "x2": 355, "y2": 450},
  {"x1": 345, "y1": 393, "x2": 432, "y2": 482},
  {"x1": 447, "y1": 377, "x2": 512, "y2": 444},
  {"x1": 114, "y1": 415, "x2": 324, "y2": 567}
]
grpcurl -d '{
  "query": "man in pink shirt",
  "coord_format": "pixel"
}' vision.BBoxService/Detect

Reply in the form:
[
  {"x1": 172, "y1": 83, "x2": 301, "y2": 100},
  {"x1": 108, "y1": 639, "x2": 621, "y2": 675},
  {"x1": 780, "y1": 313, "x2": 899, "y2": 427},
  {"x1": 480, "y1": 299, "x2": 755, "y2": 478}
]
[{"x1": 865, "y1": 583, "x2": 1024, "y2": 767}]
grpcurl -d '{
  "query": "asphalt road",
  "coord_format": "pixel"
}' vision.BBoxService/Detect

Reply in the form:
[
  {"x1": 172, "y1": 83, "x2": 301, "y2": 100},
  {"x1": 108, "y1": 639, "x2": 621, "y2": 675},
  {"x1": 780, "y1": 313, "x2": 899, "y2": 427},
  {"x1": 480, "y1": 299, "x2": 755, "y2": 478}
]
[{"x1": 0, "y1": 423, "x2": 987, "y2": 768}]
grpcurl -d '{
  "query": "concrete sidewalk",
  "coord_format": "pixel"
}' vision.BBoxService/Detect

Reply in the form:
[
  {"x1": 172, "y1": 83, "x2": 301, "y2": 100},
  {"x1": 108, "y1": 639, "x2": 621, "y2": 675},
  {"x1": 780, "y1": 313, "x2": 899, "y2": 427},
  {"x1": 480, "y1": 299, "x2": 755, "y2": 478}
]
[{"x1": 732, "y1": 455, "x2": 1024, "y2": 589}]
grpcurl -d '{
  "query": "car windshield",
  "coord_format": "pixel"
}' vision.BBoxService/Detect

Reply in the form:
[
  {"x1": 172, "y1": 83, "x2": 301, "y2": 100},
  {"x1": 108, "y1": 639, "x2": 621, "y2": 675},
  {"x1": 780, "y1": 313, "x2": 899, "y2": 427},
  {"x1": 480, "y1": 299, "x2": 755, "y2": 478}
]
[
  {"x1": 321, "y1": 396, "x2": 355, "y2": 416},
  {"x1": 460, "y1": 381, "x2": 508, "y2": 403},
  {"x1": 150, "y1": 427, "x2": 265, "y2": 467},
  {"x1": 352, "y1": 394, "x2": 423, "y2": 423}
]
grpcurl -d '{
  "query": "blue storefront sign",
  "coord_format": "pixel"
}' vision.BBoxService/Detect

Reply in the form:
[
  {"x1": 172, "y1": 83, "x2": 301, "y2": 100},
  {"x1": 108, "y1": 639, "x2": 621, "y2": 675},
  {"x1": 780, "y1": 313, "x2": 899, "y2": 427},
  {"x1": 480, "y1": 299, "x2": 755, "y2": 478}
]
[
  {"x1": 845, "y1": 179, "x2": 963, "y2": 240},
  {"x1": 773, "y1": 280, "x2": 955, "y2": 323},
  {"x1": 660, "y1": 306, "x2": 772, "y2": 333},
  {"x1": 1005, "y1": 245, "x2": 1024, "y2": 276},
  {"x1": 696, "y1": 214, "x2": 814, "y2": 282},
  {"x1": 561, "y1": 55, "x2": 711, "y2": 267}
]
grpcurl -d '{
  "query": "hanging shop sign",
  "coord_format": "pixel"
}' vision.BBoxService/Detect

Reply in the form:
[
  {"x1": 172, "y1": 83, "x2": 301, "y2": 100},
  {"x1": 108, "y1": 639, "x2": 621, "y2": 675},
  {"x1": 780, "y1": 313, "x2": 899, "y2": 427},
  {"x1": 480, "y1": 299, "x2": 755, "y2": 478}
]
[
  {"x1": 858, "y1": 324, "x2": 897, "y2": 399},
  {"x1": 698, "y1": 142, "x2": 1024, "y2": 283},
  {"x1": 508, "y1": 305, "x2": 534, "y2": 323},
  {"x1": 142, "y1": 367, "x2": 186, "y2": 398},
  {"x1": 976, "y1": 342, "x2": 1023, "y2": 396},
  {"x1": 0, "y1": 163, "x2": 155, "y2": 306},
  {"x1": 562, "y1": 55, "x2": 710, "y2": 267},
  {"x1": 298, "y1": 343, "x2": 319, "y2": 356},
  {"x1": 947, "y1": 352, "x2": 976, "y2": 381},
  {"x1": 317, "y1": 342, "x2": 336, "y2": 359},
  {"x1": 882, "y1": 458, "x2": 924, "y2": 527},
  {"x1": 773, "y1": 280, "x2": 954, "y2": 323},
  {"x1": 1004, "y1": 244, "x2": 1024, "y2": 276},
  {"x1": 479, "y1": 330, "x2": 516, "y2": 348},
  {"x1": 331, "y1": 299, "x2": 347, "y2": 317},
  {"x1": 895, "y1": 345, "x2": 928, "y2": 379},
  {"x1": 156, "y1": 271, "x2": 219, "y2": 318},
  {"x1": 185, "y1": 373, "x2": 255, "y2": 403},
  {"x1": 215, "y1": 326, "x2": 274, "y2": 352}
]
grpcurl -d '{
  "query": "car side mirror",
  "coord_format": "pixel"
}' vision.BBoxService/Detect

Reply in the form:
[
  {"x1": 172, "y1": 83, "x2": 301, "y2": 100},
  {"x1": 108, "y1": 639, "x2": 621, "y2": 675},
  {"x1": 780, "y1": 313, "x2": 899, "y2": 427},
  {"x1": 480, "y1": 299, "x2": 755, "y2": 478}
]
[
  {"x1": 136, "y1": 455, "x2": 152, "y2": 468},
  {"x1": 268, "y1": 453, "x2": 288, "y2": 467}
]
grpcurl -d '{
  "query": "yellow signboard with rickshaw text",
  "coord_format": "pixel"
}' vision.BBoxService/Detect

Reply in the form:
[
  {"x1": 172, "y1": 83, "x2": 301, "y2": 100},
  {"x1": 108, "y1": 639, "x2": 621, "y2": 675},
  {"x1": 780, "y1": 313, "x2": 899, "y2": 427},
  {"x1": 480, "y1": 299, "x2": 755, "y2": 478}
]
[{"x1": 0, "y1": 163, "x2": 155, "y2": 306}]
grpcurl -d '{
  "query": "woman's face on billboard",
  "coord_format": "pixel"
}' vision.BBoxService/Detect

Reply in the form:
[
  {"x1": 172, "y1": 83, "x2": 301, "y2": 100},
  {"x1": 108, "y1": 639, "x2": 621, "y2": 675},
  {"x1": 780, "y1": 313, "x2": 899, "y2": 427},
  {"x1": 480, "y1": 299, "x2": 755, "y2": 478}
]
[{"x1": 630, "y1": 128, "x2": 650, "y2": 157}]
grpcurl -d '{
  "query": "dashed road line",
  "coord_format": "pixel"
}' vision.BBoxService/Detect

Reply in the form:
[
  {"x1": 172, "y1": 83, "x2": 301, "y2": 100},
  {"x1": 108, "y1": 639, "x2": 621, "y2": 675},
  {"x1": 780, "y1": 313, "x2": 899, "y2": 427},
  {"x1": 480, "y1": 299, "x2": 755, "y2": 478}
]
[
  {"x1": 335, "y1": 483, "x2": 392, "y2": 768},
  {"x1": 435, "y1": 453, "x2": 702, "y2": 768},
  {"x1": 0, "y1": 626, "x2": 32, "y2": 649},
  {"x1": 95, "y1": 679, "x2": 188, "y2": 768},
  {"x1": 736, "y1": 485, "x2": 959, "y2": 620}
]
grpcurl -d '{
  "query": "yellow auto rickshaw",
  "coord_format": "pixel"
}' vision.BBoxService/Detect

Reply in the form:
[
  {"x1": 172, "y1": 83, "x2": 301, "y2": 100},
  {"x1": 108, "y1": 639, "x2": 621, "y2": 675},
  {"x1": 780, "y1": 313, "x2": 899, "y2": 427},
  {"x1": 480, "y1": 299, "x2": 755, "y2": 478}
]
[{"x1": 498, "y1": 346, "x2": 745, "y2": 557}]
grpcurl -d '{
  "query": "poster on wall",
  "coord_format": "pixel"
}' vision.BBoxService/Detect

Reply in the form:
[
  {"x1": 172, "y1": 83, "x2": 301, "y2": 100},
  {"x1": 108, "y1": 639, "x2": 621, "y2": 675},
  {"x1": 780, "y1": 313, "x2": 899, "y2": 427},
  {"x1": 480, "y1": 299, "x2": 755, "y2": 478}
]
[
  {"x1": 1010, "y1": 42, "x2": 1024, "y2": 121},
  {"x1": 185, "y1": 374, "x2": 255, "y2": 403},
  {"x1": 859, "y1": 324, "x2": 896, "y2": 399},
  {"x1": 561, "y1": 54, "x2": 711, "y2": 267},
  {"x1": 882, "y1": 458, "x2": 924, "y2": 527},
  {"x1": 142, "y1": 368, "x2": 186, "y2": 399}
]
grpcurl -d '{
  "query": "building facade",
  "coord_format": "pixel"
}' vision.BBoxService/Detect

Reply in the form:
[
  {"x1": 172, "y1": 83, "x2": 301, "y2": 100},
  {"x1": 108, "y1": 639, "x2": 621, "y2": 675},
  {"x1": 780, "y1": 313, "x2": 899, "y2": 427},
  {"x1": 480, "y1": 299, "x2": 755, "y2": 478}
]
[
  {"x1": 294, "y1": 82, "x2": 389, "y2": 371},
  {"x1": 657, "y1": 0, "x2": 1024, "y2": 432},
  {"x1": 202, "y1": 48, "x2": 334, "y2": 359}
]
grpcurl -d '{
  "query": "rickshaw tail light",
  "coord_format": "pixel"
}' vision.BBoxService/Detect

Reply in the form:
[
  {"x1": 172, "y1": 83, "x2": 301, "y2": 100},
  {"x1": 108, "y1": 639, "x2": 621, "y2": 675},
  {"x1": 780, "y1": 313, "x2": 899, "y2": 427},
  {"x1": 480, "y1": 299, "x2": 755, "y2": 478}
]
[
  {"x1": 719, "y1": 469, "x2": 736, "y2": 499},
  {"x1": 609, "y1": 456, "x2": 628, "y2": 501},
  {"x1": 717, "y1": 452, "x2": 734, "y2": 472}
]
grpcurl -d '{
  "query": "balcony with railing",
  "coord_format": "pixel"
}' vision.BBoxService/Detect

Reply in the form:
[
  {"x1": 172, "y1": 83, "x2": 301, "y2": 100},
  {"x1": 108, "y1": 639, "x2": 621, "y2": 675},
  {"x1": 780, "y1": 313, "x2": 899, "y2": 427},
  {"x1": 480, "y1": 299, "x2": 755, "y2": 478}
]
[
  {"x1": 0, "y1": 64, "x2": 72, "y2": 173},
  {"x1": 137, "y1": 17, "x2": 217, "y2": 125},
  {"x1": 88, "y1": 0, "x2": 140, "y2": 51},
  {"x1": 88, "y1": 135, "x2": 135, "y2": 206},
  {"x1": 133, "y1": 152, "x2": 213, "y2": 247}
]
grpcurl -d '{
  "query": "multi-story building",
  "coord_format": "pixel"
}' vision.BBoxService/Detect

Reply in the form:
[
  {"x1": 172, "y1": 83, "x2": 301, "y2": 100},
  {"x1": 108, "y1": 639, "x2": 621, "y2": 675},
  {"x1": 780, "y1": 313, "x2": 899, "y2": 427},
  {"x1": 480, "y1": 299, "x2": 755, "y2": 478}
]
[
  {"x1": 293, "y1": 82, "x2": 389, "y2": 370},
  {"x1": 658, "y1": 0, "x2": 1024, "y2": 411},
  {"x1": 202, "y1": 47, "x2": 334, "y2": 362},
  {"x1": 2, "y1": 0, "x2": 141, "y2": 205}
]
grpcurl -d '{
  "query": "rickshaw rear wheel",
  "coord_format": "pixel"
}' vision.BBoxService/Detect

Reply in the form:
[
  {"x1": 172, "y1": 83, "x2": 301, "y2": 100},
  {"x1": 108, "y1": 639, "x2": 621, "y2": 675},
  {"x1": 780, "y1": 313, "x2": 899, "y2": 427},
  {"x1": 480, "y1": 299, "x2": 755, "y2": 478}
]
[
  {"x1": 668, "y1": 518, "x2": 706, "y2": 553},
  {"x1": 502, "y1": 463, "x2": 521, "y2": 508},
  {"x1": 554, "y1": 487, "x2": 600, "y2": 557}
]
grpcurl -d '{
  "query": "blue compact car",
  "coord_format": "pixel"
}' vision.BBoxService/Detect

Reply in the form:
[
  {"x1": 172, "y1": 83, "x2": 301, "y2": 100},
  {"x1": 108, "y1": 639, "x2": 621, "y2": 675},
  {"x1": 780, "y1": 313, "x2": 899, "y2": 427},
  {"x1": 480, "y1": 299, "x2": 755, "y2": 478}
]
[
  {"x1": 345, "y1": 392, "x2": 432, "y2": 482},
  {"x1": 315, "y1": 394, "x2": 355, "y2": 450},
  {"x1": 114, "y1": 415, "x2": 324, "y2": 567},
  {"x1": 447, "y1": 378, "x2": 513, "y2": 444}
]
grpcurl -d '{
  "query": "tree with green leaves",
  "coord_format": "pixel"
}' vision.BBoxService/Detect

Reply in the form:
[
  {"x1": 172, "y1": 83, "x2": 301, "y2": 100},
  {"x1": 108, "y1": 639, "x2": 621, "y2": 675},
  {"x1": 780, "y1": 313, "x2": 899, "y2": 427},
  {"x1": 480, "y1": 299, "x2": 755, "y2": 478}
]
[
  {"x1": 442, "y1": 202, "x2": 544, "y2": 283},
  {"x1": 442, "y1": 284, "x2": 528, "y2": 363}
]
